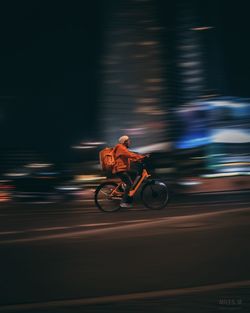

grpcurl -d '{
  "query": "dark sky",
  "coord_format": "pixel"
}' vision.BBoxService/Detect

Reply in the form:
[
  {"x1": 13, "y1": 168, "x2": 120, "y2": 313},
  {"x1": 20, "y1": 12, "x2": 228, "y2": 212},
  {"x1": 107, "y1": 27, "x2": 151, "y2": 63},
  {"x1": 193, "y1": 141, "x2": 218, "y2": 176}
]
[
  {"x1": 199, "y1": 0, "x2": 250, "y2": 97},
  {"x1": 1, "y1": 0, "x2": 250, "y2": 161},
  {"x1": 0, "y1": 1, "x2": 107, "y2": 158},
  {"x1": 216, "y1": 1, "x2": 250, "y2": 97}
]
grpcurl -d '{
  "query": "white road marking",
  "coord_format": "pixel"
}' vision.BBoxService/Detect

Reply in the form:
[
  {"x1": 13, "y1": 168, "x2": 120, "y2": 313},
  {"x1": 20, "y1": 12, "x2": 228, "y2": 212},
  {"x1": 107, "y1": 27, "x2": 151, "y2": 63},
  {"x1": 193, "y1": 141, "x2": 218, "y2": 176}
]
[
  {"x1": 120, "y1": 219, "x2": 150, "y2": 223},
  {"x1": 80, "y1": 223, "x2": 114, "y2": 227},
  {"x1": 0, "y1": 206, "x2": 249, "y2": 245},
  {"x1": 1, "y1": 200, "x2": 248, "y2": 217},
  {"x1": 0, "y1": 231, "x2": 26, "y2": 235},
  {"x1": 0, "y1": 220, "x2": 151, "y2": 237},
  {"x1": 0, "y1": 224, "x2": 111, "y2": 236},
  {"x1": 32, "y1": 226, "x2": 72, "y2": 232},
  {"x1": 0, "y1": 280, "x2": 249, "y2": 312}
]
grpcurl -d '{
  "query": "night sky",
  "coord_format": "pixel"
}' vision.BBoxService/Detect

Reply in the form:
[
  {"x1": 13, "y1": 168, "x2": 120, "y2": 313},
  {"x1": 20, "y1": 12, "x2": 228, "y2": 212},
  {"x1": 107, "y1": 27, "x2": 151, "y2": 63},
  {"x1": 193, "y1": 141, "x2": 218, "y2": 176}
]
[
  {"x1": 0, "y1": 0, "x2": 250, "y2": 161},
  {"x1": 0, "y1": 1, "x2": 107, "y2": 159},
  {"x1": 200, "y1": 0, "x2": 250, "y2": 96}
]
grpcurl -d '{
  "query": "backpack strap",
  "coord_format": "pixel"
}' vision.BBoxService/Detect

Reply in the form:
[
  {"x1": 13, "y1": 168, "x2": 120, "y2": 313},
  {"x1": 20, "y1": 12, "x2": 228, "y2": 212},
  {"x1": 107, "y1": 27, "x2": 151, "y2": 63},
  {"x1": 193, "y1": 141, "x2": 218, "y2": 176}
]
[{"x1": 113, "y1": 144, "x2": 119, "y2": 160}]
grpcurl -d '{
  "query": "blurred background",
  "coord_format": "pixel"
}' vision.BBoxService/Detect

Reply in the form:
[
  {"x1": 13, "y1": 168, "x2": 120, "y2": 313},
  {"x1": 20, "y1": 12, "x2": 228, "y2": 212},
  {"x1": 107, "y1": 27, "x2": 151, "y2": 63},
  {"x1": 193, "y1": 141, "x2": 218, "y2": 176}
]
[{"x1": 0, "y1": 0, "x2": 249, "y2": 203}]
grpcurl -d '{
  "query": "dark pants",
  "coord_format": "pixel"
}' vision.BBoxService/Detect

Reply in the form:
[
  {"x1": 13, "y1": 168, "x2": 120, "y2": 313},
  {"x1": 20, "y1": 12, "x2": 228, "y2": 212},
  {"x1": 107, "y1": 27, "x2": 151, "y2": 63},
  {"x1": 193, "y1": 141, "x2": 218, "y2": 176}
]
[
  {"x1": 117, "y1": 164, "x2": 143, "y2": 203},
  {"x1": 116, "y1": 171, "x2": 134, "y2": 203}
]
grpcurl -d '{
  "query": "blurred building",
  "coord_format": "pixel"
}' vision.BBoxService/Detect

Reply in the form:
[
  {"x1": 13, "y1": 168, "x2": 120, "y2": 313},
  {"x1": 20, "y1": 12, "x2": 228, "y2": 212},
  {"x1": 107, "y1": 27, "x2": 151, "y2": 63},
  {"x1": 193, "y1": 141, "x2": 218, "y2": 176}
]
[
  {"x1": 173, "y1": 0, "x2": 217, "y2": 180},
  {"x1": 169, "y1": 1, "x2": 249, "y2": 194},
  {"x1": 97, "y1": 0, "x2": 250, "y2": 193},
  {"x1": 175, "y1": 2, "x2": 206, "y2": 104},
  {"x1": 174, "y1": 0, "x2": 224, "y2": 104},
  {"x1": 99, "y1": 0, "x2": 170, "y2": 153}
]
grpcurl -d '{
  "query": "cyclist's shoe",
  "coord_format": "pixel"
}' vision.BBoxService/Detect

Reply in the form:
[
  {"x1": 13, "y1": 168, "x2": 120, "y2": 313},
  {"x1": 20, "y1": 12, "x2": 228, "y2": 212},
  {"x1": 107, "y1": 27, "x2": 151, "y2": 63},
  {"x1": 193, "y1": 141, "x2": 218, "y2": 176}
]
[{"x1": 120, "y1": 202, "x2": 133, "y2": 208}]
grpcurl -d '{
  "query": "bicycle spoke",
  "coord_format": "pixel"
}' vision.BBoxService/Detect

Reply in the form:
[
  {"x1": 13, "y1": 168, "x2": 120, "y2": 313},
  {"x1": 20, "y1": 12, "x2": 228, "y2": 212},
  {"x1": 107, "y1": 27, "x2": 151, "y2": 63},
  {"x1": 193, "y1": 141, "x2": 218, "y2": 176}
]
[
  {"x1": 141, "y1": 181, "x2": 169, "y2": 210},
  {"x1": 95, "y1": 182, "x2": 121, "y2": 212}
]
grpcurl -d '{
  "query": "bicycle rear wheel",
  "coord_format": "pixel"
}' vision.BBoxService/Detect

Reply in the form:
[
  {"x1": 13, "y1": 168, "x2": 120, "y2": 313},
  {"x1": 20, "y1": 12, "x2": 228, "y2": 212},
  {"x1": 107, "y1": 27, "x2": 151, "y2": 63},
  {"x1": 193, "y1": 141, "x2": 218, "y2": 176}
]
[
  {"x1": 95, "y1": 182, "x2": 122, "y2": 212},
  {"x1": 141, "y1": 180, "x2": 169, "y2": 210}
]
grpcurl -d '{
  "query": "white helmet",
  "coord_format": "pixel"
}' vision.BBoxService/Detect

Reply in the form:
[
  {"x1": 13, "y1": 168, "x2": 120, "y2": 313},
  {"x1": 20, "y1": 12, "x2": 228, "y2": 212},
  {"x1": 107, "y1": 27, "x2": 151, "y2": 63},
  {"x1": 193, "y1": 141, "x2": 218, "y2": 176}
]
[{"x1": 118, "y1": 135, "x2": 129, "y2": 144}]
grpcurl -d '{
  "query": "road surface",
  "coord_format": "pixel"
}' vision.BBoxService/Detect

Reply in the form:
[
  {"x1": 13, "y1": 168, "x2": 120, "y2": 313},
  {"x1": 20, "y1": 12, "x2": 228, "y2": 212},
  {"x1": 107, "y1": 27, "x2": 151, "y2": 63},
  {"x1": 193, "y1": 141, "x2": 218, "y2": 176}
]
[{"x1": 0, "y1": 194, "x2": 249, "y2": 312}]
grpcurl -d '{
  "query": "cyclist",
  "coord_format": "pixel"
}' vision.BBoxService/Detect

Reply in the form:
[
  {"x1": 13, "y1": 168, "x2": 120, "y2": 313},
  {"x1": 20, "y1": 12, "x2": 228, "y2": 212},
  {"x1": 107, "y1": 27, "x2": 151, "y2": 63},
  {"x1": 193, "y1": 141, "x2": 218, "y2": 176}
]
[{"x1": 112, "y1": 135, "x2": 145, "y2": 208}]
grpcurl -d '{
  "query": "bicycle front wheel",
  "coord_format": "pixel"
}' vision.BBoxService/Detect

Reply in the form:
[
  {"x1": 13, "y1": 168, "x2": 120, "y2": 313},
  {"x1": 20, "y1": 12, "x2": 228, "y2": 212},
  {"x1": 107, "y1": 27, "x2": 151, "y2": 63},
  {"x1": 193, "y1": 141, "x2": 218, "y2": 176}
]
[
  {"x1": 95, "y1": 182, "x2": 122, "y2": 212},
  {"x1": 141, "y1": 180, "x2": 169, "y2": 210}
]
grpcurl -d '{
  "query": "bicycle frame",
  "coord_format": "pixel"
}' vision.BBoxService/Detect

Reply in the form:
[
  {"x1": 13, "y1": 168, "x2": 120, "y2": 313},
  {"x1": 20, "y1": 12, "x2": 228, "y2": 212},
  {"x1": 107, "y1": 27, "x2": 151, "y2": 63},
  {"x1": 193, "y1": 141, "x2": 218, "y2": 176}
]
[
  {"x1": 95, "y1": 162, "x2": 169, "y2": 211},
  {"x1": 110, "y1": 167, "x2": 151, "y2": 198},
  {"x1": 129, "y1": 168, "x2": 150, "y2": 197}
]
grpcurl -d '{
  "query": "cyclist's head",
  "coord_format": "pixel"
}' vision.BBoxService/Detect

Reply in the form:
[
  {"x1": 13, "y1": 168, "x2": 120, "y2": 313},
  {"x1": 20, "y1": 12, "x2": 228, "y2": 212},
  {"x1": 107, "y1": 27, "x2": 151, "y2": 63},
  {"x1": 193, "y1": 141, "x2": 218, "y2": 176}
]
[{"x1": 118, "y1": 135, "x2": 131, "y2": 147}]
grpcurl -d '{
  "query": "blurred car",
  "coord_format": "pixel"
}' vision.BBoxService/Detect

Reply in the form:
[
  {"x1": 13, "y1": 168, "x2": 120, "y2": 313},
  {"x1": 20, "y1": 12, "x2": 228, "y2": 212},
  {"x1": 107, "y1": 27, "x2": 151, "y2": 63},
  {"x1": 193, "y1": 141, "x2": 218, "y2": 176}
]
[
  {"x1": 0, "y1": 179, "x2": 13, "y2": 203},
  {"x1": 5, "y1": 163, "x2": 81, "y2": 203}
]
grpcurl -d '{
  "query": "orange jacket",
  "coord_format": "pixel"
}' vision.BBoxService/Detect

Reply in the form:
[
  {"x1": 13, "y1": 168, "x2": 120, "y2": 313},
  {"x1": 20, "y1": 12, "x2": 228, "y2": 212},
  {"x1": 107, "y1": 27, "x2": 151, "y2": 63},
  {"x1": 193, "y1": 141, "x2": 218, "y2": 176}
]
[{"x1": 112, "y1": 143, "x2": 144, "y2": 174}]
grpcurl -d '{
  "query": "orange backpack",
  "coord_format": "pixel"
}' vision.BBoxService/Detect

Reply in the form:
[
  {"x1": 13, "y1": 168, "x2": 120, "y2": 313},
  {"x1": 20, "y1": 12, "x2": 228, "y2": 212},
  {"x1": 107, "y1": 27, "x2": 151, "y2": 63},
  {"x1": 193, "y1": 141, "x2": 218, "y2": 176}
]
[{"x1": 99, "y1": 147, "x2": 116, "y2": 172}]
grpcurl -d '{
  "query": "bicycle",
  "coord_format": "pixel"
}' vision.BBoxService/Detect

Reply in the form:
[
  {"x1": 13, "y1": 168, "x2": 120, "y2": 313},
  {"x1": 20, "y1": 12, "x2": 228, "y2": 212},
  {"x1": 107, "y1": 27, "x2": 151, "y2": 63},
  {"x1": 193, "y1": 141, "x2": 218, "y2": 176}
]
[{"x1": 94, "y1": 158, "x2": 169, "y2": 212}]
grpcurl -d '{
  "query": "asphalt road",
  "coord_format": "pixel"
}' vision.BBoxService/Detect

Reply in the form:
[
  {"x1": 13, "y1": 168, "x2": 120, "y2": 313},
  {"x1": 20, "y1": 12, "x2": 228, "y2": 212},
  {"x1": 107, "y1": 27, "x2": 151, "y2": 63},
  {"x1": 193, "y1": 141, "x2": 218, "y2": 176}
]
[{"x1": 0, "y1": 194, "x2": 250, "y2": 312}]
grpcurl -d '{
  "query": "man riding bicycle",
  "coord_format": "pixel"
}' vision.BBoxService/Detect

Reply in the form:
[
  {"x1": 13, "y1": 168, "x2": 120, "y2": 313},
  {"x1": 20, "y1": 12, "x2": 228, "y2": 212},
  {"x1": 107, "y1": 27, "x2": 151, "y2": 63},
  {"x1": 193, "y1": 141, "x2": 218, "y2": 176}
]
[
  {"x1": 96, "y1": 137, "x2": 169, "y2": 212},
  {"x1": 112, "y1": 135, "x2": 145, "y2": 208}
]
